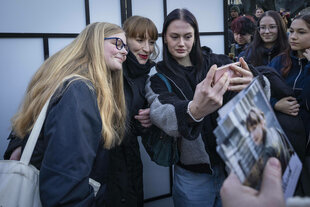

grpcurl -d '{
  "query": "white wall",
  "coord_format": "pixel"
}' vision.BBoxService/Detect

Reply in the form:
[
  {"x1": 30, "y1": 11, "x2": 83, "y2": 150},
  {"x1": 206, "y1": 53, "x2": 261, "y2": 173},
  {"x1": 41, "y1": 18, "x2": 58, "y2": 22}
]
[{"x1": 0, "y1": 0, "x2": 225, "y2": 205}]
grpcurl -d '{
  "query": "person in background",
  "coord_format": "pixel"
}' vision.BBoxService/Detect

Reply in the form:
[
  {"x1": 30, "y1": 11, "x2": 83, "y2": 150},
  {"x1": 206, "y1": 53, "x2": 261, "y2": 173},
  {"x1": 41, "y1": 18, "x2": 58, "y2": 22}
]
[
  {"x1": 268, "y1": 14, "x2": 310, "y2": 196},
  {"x1": 299, "y1": 7, "x2": 310, "y2": 16},
  {"x1": 228, "y1": 5, "x2": 241, "y2": 29},
  {"x1": 238, "y1": 11, "x2": 306, "y2": 180},
  {"x1": 254, "y1": 7, "x2": 264, "y2": 23},
  {"x1": 239, "y1": 10, "x2": 290, "y2": 67},
  {"x1": 106, "y1": 15, "x2": 158, "y2": 207},
  {"x1": 269, "y1": 14, "x2": 310, "y2": 138},
  {"x1": 280, "y1": 8, "x2": 292, "y2": 29},
  {"x1": 4, "y1": 22, "x2": 128, "y2": 206},
  {"x1": 145, "y1": 8, "x2": 253, "y2": 207},
  {"x1": 230, "y1": 16, "x2": 256, "y2": 61}
]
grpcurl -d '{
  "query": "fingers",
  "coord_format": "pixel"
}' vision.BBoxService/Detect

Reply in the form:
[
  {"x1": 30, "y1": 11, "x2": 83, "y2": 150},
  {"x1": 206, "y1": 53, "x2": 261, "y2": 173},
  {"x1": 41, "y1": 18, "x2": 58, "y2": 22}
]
[
  {"x1": 205, "y1": 64, "x2": 218, "y2": 87},
  {"x1": 134, "y1": 108, "x2": 152, "y2": 128},
  {"x1": 231, "y1": 61, "x2": 252, "y2": 77},
  {"x1": 213, "y1": 72, "x2": 229, "y2": 91},
  {"x1": 303, "y1": 48, "x2": 310, "y2": 61},
  {"x1": 228, "y1": 76, "x2": 252, "y2": 92},
  {"x1": 259, "y1": 158, "x2": 285, "y2": 207},
  {"x1": 219, "y1": 73, "x2": 230, "y2": 95},
  {"x1": 10, "y1": 146, "x2": 22, "y2": 160},
  {"x1": 285, "y1": 96, "x2": 297, "y2": 102},
  {"x1": 227, "y1": 59, "x2": 253, "y2": 92},
  {"x1": 239, "y1": 57, "x2": 250, "y2": 71},
  {"x1": 138, "y1": 108, "x2": 150, "y2": 115},
  {"x1": 221, "y1": 172, "x2": 258, "y2": 207}
]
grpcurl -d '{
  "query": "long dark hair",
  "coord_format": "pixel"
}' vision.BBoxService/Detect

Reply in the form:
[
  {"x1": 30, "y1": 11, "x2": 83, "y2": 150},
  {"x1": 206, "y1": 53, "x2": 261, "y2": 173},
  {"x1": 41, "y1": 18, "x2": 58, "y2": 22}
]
[
  {"x1": 282, "y1": 14, "x2": 310, "y2": 76},
  {"x1": 162, "y1": 8, "x2": 204, "y2": 81},
  {"x1": 245, "y1": 10, "x2": 290, "y2": 67}
]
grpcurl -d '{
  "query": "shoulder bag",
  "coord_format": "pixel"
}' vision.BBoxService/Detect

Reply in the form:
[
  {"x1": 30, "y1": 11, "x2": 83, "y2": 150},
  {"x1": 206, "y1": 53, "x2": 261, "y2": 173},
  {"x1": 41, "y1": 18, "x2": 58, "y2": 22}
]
[
  {"x1": 0, "y1": 79, "x2": 100, "y2": 207},
  {"x1": 142, "y1": 73, "x2": 179, "y2": 167}
]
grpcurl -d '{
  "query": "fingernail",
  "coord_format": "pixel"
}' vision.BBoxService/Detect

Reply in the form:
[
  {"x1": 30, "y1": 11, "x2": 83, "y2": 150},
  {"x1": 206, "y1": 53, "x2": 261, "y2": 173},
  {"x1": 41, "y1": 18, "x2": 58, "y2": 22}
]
[{"x1": 268, "y1": 157, "x2": 281, "y2": 170}]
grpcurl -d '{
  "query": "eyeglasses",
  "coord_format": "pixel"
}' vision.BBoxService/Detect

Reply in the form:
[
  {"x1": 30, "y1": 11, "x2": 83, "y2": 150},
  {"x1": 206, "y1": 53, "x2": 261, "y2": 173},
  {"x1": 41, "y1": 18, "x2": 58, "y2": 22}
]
[
  {"x1": 258, "y1": 25, "x2": 278, "y2": 32},
  {"x1": 104, "y1": 37, "x2": 129, "y2": 52}
]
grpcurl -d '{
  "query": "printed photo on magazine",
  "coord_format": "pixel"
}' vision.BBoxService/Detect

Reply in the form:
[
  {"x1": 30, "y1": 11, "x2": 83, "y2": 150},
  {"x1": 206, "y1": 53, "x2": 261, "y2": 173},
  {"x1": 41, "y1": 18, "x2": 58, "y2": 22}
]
[{"x1": 214, "y1": 78, "x2": 302, "y2": 198}]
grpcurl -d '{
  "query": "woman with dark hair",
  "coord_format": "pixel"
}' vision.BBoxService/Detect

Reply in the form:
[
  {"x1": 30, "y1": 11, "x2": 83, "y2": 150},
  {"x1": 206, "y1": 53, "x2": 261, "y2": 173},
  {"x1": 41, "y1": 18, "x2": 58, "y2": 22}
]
[
  {"x1": 230, "y1": 16, "x2": 256, "y2": 60},
  {"x1": 240, "y1": 10, "x2": 290, "y2": 67},
  {"x1": 269, "y1": 14, "x2": 310, "y2": 138},
  {"x1": 145, "y1": 8, "x2": 253, "y2": 207}
]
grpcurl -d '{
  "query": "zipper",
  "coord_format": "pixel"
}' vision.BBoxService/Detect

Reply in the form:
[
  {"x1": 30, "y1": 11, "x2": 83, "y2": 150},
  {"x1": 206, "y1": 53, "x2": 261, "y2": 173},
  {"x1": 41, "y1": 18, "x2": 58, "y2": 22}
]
[
  {"x1": 162, "y1": 74, "x2": 189, "y2": 101},
  {"x1": 292, "y1": 58, "x2": 303, "y2": 90}
]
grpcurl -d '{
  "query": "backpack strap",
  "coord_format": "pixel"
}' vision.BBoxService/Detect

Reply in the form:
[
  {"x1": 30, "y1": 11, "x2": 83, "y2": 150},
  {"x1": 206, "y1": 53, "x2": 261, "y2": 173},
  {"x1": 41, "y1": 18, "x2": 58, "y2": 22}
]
[{"x1": 156, "y1": 73, "x2": 172, "y2": 93}]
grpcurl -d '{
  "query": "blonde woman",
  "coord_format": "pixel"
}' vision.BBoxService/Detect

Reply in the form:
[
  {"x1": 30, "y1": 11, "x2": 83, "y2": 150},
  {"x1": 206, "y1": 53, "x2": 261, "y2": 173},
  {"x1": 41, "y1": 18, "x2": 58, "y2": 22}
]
[{"x1": 4, "y1": 22, "x2": 128, "y2": 206}]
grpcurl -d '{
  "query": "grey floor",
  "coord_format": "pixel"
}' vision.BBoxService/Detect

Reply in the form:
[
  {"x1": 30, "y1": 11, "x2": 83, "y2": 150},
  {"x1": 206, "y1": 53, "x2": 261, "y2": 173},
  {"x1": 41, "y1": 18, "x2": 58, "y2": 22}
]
[{"x1": 144, "y1": 197, "x2": 174, "y2": 207}]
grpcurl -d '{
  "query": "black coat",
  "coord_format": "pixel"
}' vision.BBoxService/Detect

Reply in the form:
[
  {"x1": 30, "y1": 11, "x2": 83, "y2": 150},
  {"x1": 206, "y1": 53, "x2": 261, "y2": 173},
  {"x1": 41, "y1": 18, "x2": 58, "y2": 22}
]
[
  {"x1": 5, "y1": 79, "x2": 109, "y2": 207},
  {"x1": 146, "y1": 46, "x2": 234, "y2": 173},
  {"x1": 105, "y1": 52, "x2": 154, "y2": 207},
  {"x1": 255, "y1": 65, "x2": 307, "y2": 161}
]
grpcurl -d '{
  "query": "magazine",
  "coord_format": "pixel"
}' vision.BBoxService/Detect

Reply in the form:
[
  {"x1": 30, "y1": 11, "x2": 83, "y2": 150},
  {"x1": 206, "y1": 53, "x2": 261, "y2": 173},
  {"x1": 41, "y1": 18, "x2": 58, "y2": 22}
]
[{"x1": 214, "y1": 78, "x2": 302, "y2": 198}]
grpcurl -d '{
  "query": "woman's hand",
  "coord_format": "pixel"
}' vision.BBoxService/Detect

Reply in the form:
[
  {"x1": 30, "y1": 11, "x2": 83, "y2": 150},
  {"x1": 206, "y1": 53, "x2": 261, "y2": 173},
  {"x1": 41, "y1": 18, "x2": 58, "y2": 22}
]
[
  {"x1": 189, "y1": 64, "x2": 230, "y2": 120},
  {"x1": 228, "y1": 57, "x2": 253, "y2": 92},
  {"x1": 134, "y1": 108, "x2": 152, "y2": 128},
  {"x1": 9, "y1": 146, "x2": 22, "y2": 160},
  {"x1": 303, "y1": 48, "x2": 310, "y2": 61},
  {"x1": 275, "y1": 96, "x2": 300, "y2": 116}
]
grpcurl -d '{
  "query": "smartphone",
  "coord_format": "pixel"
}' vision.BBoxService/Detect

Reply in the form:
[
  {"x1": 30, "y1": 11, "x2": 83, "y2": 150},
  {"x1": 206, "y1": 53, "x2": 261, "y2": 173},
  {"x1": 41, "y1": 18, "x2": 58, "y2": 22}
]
[{"x1": 213, "y1": 62, "x2": 241, "y2": 83}]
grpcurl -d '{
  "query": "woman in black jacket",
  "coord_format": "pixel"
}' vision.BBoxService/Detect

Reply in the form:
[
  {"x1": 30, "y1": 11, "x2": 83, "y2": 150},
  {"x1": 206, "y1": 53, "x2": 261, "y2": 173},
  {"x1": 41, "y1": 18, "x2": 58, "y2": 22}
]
[
  {"x1": 4, "y1": 22, "x2": 128, "y2": 206},
  {"x1": 105, "y1": 16, "x2": 159, "y2": 207},
  {"x1": 145, "y1": 8, "x2": 253, "y2": 207}
]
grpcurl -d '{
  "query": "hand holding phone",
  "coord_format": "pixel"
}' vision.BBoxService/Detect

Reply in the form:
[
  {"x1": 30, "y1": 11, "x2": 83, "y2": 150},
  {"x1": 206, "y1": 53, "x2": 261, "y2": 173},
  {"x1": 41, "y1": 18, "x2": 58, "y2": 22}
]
[{"x1": 213, "y1": 62, "x2": 241, "y2": 84}]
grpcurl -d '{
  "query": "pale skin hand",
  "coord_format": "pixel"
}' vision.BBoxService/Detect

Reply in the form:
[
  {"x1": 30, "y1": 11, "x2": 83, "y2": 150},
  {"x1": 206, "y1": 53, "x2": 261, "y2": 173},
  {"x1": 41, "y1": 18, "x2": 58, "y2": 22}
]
[
  {"x1": 9, "y1": 146, "x2": 22, "y2": 160},
  {"x1": 221, "y1": 158, "x2": 285, "y2": 207},
  {"x1": 228, "y1": 57, "x2": 253, "y2": 92},
  {"x1": 275, "y1": 96, "x2": 300, "y2": 116},
  {"x1": 303, "y1": 48, "x2": 310, "y2": 61},
  {"x1": 134, "y1": 108, "x2": 152, "y2": 128},
  {"x1": 189, "y1": 64, "x2": 230, "y2": 120}
]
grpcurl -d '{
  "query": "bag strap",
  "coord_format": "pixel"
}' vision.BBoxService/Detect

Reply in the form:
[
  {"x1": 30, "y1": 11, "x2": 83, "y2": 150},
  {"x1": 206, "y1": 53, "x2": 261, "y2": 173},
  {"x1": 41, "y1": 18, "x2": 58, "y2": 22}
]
[
  {"x1": 20, "y1": 96, "x2": 51, "y2": 165},
  {"x1": 20, "y1": 76, "x2": 79, "y2": 165},
  {"x1": 156, "y1": 73, "x2": 172, "y2": 93}
]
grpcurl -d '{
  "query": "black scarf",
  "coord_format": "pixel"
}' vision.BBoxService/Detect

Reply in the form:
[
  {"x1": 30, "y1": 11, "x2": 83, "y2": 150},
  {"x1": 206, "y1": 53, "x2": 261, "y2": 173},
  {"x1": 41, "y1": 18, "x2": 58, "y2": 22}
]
[
  {"x1": 123, "y1": 51, "x2": 155, "y2": 79},
  {"x1": 157, "y1": 56, "x2": 202, "y2": 99}
]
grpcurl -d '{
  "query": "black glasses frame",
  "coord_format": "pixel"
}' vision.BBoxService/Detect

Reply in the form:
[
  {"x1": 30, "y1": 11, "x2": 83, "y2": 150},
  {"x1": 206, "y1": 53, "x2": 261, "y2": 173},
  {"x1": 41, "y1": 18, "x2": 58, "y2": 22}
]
[
  {"x1": 257, "y1": 25, "x2": 278, "y2": 32},
  {"x1": 104, "y1": 37, "x2": 129, "y2": 52}
]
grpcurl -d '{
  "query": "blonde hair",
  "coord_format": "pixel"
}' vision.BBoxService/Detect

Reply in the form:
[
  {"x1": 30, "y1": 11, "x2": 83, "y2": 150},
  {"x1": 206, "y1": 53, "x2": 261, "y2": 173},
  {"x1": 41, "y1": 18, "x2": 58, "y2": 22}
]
[
  {"x1": 123, "y1": 15, "x2": 159, "y2": 60},
  {"x1": 11, "y1": 22, "x2": 126, "y2": 149}
]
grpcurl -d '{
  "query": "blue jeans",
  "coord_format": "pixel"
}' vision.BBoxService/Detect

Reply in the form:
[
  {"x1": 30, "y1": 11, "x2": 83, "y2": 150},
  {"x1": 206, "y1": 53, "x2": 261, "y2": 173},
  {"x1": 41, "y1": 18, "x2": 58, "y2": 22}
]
[{"x1": 172, "y1": 165, "x2": 225, "y2": 207}]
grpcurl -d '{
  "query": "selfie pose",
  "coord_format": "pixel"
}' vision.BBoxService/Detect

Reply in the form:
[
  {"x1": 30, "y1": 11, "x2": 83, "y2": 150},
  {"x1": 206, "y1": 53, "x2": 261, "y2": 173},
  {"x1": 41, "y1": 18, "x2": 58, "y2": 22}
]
[{"x1": 145, "y1": 8, "x2": 253, "y2": 207}]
